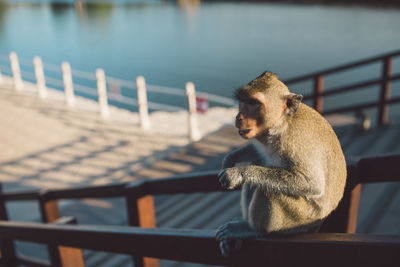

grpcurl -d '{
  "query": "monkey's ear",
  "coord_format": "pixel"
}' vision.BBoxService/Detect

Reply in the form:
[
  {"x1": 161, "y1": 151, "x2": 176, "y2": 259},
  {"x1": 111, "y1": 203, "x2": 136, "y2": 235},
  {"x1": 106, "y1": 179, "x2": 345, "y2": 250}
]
[{"x1": 284, "y1": 93, "x2": 303, "y2": 116}]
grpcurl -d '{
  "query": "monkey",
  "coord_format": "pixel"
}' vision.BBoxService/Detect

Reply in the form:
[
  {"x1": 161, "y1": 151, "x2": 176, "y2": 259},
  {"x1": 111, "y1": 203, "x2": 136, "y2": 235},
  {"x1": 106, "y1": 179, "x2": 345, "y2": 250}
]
[{"x1": 215, "y1": 72, "x2": 346, "y2": 257}]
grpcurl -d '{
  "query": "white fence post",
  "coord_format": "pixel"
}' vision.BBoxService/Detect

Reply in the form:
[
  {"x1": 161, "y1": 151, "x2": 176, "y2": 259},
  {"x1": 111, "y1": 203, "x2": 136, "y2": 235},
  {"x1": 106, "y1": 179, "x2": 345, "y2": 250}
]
[
  {"x1": 186, "y1": 82, "x2": 201, "y2": 142},
  {"x1": 0, "y1": 69, "x2": 3, "y2": 84},
  {"x1": 96, "y1": 68, "x2": 110, "y2": 118},
  {"x1": 136, "y1": 76, "x2": 150, "y2": 130},
  {"x1": 33, "y1": 56, "x2": 47, "y2": 99},
  {"x1": 62, "y1": 62, "x2": 75, "y2": 107},
  {"x1": 9, "y1": 52, "x2": 23, "y2": 91}
]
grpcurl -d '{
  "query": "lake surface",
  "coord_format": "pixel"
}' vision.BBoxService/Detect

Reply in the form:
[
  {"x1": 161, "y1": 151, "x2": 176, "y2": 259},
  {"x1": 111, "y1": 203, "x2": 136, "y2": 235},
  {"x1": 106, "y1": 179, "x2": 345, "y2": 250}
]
[{"x1": 0, "y1": 1, "x2": 400, "y2": 118}]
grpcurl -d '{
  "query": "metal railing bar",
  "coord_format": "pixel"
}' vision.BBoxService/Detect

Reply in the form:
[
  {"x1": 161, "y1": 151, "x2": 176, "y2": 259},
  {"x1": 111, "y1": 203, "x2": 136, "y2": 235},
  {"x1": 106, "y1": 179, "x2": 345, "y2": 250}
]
[
  {"x1": 124, "y1": 170, "x2": 222, "y2": 197},
  {"x1": 322, "y1": 97, "x2": 400, "y2": 116},
  {"x1": 71, "y1": 69, "x2": 96, "y2": 81},
  {"x1": 204, "y1": 92, "x2": 236, "y2": 106},
  {"x1": 0, "y1": 190, "x2": 40, "y2": 201},
  {"x1": 302, "y1": 74, "x2": 400, "y2": 101},
  {"x1": 45, "y1": 76, "x2": 64, "y2": 88},
  {"x1": 387, "y1": 96, "x2": 400, "y2": 105},
  {"x1": 108, "y1": 92, "x2": 138, "y2": 106},
  {"x1": 20, "y1": 70, "x2": 36, "y2": 81},
  {"x1": 106, "y1": 77, "x2": 136, "y2": 89},
  {"x1": 0, "y1": 65, "x2": 12, "y2": 73},
  {"x1": 0, "y1": 171, "x2": 221, "y2": 202},
  {"x1": 2, "y1": 154, "x2": 400, "y2": 203},
  {"x1": 0, "y1": 221, "x2": 224, "y2": 264},
  {"x1": 145, "y1": 85, "x2": 236, "y2": 106},
  {"x1": 322, "y1": 101, "x2": 381, "y2": 115},
  {"x1": 48, "y1": 183, "x2": 127, "y2": 200},
  {"x1": 74, "y1": 84, "x2": 98, "y2": 97},
  {"x1": 0, "y1": 184, "x2": 126, "y2": 202},
  {"x1": 42, "y1": 62, "x2": 62, "y2": 73},
  {"x1": 322, "y1": 74, "x2": 400, "y2": 98},
  {"x1": 358, "y1": 154, "x2": 400, "y2": 183},
  {"x1": 321, "y1": 78, "x2": 382, "y2": 97},
  {"x1": 18, "y1": 57, "x2": 33, "y2": 67},
  {"x1": 147, "y1": 101, "x2": 185, "y2": 112},
  {"x1": 146, "y1": 84, "x2": 185, "y2": 96},
  {"x1": 284, "y1": 50, "x2": 400, "y2": 84}
]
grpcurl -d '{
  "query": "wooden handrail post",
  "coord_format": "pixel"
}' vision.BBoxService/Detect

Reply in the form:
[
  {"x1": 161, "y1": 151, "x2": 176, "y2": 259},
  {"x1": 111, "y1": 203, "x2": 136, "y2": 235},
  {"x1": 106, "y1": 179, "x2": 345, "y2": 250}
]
[
  {"x1": 9, "y1": 52, "x2": 23, "y2": 91},
  {"x1": 39, "y1": 192, "x2": 63, "y2": 267},
  {"x1": 38, "y1": 195, "x2": 61, "y2": 223},
  {"x1": 378, "y1": 56, "x2": 393, "y2": 126},
  {"x1": 313, "y1": 75, "x2": 324, "y2": 113},
  {"x1": 186, "y1": 82, "x2": 201, "y2": 142},
  {"x1": 96, "y1": 68, "x2": 110, "y2": 118},
  {"x1": 126, "y1": 184, "x2": 159, "y2": 267},
  {"x1": 33, "y1": 56, "x2": 48, "y2": 99},
  {"x1": 0, "y1": 184, "x2": 17, "y2": 267},
  {"x1": 62, "y1": 62, "x2": 75, "y2": 107},
  {"x1": 346, "y1": 183, "x2": 362, "y2": 233},
  {"x1": 136, "y1": 76, "x2": 151, "y2": 130},
  {"x1": 53, "y1": 217, "x2": 85, "y2": 267}
]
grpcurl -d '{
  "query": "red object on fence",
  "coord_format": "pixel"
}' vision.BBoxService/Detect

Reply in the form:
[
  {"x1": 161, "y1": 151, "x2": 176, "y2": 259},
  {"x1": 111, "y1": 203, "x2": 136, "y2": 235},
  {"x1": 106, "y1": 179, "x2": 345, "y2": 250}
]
[
  {"x1": 110, "y1": 82, "x2": 121, "y2": 95},
  {"x1": 196, "y1": 95, "x2": 209, "y2": 113}
]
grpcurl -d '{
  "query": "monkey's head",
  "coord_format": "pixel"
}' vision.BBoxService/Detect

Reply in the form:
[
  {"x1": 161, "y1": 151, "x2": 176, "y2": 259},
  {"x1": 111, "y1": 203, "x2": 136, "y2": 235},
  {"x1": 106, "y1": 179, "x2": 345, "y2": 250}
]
[{"x1": 234, "y1": 71, "x2": 303, "y2": 139}]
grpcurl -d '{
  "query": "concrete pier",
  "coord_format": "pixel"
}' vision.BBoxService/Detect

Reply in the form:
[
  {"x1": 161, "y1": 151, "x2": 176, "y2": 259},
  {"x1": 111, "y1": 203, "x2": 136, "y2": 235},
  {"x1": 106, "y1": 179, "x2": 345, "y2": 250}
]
[{"x1": 0, "y1": 76, "x2": 237, "y2": 193}]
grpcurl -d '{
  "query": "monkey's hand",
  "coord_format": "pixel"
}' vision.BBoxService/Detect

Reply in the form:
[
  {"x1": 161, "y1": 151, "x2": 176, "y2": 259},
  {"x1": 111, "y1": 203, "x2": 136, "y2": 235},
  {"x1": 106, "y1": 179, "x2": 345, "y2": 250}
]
[
  {"x1": 218, "y1": 168, "x2": 244, "y2": 190},
  {"x1": 215, "y1": 218, "x2": 260, "y2": 258}
]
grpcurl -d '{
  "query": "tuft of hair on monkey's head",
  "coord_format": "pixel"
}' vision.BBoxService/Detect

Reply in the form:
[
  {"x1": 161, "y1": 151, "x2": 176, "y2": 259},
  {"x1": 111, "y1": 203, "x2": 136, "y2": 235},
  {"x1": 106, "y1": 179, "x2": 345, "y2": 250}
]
[{"x1": 234, "y1": 71, "x2": 290, "y2": 100}]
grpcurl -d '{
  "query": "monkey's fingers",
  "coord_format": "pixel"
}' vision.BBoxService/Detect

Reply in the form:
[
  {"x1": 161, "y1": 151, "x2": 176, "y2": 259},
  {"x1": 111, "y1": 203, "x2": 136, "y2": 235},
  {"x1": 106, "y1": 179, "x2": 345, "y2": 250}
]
[
  {"x1": 215, "y1": 228, "x2": 222, "y2": 240},
  {"x1": 216, "y1": 230, "x2": 228, "y2": 242},
  {"x1": 219, "y1": 239, "x2": 230, "y2": 258},
  {"x1": 218, "y1": 170, "x2": 231, "y2": 189},
  {"x1": 217, "y1": 169, "x2": 226, "y2": 177},
  {"x1": 215, "y1": 228, "x2": 228, "y2": 241},
  {"x1": 217, "y1": 170, "x2": 227, "y2": 183}
]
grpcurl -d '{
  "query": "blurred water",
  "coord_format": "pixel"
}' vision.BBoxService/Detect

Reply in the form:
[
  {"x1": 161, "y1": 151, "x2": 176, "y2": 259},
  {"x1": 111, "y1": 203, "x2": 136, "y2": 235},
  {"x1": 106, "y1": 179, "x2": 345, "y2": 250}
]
[{"x1": 0, "y1": 1, "x2": 399, "y2": 118}]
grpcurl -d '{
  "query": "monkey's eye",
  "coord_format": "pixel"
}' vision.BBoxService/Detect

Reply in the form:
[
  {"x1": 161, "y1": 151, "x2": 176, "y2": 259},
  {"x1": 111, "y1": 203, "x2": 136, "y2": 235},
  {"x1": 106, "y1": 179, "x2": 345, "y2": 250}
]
[{"x1": 246, "y1": 99, "x2": 261, "y2": 107}]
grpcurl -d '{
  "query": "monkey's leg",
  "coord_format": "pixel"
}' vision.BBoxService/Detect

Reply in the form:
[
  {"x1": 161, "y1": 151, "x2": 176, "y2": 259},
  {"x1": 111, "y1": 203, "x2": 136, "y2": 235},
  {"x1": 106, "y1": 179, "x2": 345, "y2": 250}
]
[{"x1": 215, "y1": 217, "x2": 260, "y2": 258}]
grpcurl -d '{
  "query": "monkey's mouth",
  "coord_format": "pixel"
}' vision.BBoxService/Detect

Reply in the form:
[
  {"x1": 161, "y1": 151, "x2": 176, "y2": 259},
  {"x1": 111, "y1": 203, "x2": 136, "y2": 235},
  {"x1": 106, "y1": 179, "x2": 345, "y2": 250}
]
[{"x1": 238, "y1": 129, "x2": 251, "y2": 136}]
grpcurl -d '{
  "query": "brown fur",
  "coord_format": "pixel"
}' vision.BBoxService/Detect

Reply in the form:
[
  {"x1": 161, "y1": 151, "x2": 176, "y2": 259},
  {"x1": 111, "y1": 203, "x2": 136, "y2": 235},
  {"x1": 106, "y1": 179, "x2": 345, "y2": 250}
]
[{"x1": 219, "y1": 72, "x2": 346, "y2": 234}]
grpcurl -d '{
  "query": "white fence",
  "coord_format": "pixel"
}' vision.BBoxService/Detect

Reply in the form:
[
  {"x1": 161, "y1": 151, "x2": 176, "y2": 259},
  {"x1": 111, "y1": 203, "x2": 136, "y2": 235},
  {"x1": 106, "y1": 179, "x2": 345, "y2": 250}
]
[{"x1": 0, "y1": 52, "x2": 235, "y2": 141}]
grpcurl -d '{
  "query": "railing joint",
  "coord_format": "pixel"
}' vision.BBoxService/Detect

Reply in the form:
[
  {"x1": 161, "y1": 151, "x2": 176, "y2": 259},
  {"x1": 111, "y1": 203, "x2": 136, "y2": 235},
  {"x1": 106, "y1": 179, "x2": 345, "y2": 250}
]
[{"x1": 124, "y1": 179, "x2": 149, "y2": 199}]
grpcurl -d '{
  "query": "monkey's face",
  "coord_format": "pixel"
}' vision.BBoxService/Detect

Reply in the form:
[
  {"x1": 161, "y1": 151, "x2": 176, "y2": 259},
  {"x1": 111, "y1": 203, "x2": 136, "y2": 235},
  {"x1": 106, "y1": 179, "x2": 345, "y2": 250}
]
[{"x1": 236, "y1": 92, "x2": 282, "y2": 139}]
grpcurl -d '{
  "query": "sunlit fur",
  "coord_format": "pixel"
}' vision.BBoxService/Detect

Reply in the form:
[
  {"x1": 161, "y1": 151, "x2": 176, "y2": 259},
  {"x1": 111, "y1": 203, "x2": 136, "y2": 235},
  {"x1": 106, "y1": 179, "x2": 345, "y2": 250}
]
[{"x1": 216, "y1": 72, "x2": 346, "y2": 257}]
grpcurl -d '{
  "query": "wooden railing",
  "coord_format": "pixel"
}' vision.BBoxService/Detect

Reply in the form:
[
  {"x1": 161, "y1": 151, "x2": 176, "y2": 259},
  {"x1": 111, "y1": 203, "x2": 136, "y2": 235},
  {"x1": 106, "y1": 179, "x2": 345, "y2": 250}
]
[
  {"x1": 1, "y1": 154, "x2": 400, "y2": 267},
  {"x1": 284, "y1": 50, "x2": 400, "y2": 125},
  {"x1": 0, "y1": 221, "x2": 400, "y2": 267}
]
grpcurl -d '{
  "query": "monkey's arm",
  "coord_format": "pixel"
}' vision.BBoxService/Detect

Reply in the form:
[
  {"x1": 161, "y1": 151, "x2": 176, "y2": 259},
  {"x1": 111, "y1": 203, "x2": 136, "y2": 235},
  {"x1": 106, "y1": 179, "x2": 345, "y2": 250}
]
[
  {"x1": 222, "y1": 142, "x2": 264, "y2": 168},
  {"x1": 219, "y1": 165, "x2": 323, "y2": 197}
]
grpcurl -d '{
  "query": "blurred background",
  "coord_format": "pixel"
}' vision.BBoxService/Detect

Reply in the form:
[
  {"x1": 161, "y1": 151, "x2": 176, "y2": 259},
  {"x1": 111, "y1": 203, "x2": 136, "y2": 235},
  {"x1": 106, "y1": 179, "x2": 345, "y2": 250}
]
[
  {"x1": 0, "y1": 1, "x2": 400, "y2": 266},
  {"x1": 0, "y1": 0, "x2": 399, "y2": 115}
]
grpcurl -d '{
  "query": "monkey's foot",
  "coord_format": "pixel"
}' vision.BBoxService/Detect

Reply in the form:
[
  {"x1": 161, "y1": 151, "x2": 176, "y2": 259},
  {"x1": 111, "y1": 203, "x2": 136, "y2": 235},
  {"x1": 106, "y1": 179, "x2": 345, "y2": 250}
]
[{"x1": 215, "y1": 218, "x2": 260, "y2": 258}]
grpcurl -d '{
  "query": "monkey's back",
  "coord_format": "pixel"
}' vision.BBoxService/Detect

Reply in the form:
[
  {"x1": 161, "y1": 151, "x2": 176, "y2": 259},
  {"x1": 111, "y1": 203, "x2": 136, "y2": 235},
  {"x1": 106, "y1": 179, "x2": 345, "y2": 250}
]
[
  {"x1": 287, "y1": 103, "x2": 347, "y2": 219},
  {"x1": 253, "y1": 103, "x2": 347, "y2": 234}
]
